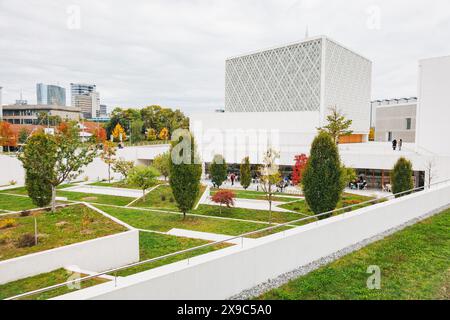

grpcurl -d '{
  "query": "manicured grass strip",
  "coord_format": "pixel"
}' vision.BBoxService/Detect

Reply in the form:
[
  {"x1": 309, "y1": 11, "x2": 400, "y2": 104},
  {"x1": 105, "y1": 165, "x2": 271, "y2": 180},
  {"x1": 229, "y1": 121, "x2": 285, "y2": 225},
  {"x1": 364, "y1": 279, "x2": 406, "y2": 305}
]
[
  {"x1": 115, "y1": 232, "x2": 230, "y2": 277},
  {"x1": 133, "y1": 185, "x2": 178, "y2": 210},
  {"x1": 194, "y1": 204, "x2": 305, "y2": 224},
  {"x1": 56, "y1": 191, "x2": 135, "y2": 206},
  {"x1": 0, "y1": 204, "x2": 127, "y2": 261},
  {"x1": 0, "y1": 268, "x2": 107, "y2": 300},
  {"x1": 88, "y1": 180, "x2": 165, "y2": 190},
  {"x1": 95, "y1": 205, "x2": 289, "y2": 238},
  {"x1": 259, "y1": 209, "x2": 450, "y2": 300},
  {"x1": 0, "y1": 184, "x2": 77, "y2": 196},
  {"x1": 0, "y1": 193, "x2": 37, "y2": 212},
  {"x1": 211, "y1": 189, "x2": 302, "y2": 202}
]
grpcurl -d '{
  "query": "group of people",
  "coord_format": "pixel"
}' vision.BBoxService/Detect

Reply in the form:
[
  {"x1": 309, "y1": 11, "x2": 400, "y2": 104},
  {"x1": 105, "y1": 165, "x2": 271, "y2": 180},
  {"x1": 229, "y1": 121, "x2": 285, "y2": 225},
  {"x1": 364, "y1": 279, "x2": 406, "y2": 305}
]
[
  {"x1": 392, "y1": 139, "x2": 403, "y2": 151},
  {"x1": 349, "y1": 176, "x2": 368, "y2": 190}
]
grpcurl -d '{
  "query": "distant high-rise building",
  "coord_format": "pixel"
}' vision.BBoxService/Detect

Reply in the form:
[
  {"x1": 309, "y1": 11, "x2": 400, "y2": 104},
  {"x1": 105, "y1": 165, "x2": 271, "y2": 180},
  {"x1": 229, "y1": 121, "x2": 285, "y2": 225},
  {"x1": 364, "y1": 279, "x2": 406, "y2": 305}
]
[
  {"x1": 70, "y1": 83, "x2": 100, "y2": 118},
  {"x1": 36, "y1": 83, "x2": 66, "y2": 106},
  {"x1": 99, "y1": 104, "x2": 108, "y2": 117}
]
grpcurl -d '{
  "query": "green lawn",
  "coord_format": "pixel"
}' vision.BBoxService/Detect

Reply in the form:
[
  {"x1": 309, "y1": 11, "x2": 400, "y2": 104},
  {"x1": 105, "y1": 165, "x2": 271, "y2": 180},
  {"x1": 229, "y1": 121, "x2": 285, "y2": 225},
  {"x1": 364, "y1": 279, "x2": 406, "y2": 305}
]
[
  {"x1": 0, "y1": 193, "x2": 37, "y2": 212},
  {"x1": 0, "y1": 204, "x2": 127, "y2": 261},
  {"x1": 259, "y1": 209, "x2": 450, "y2": 300},
  {"x1": 194, "y1": 204, "x2": 305, "y2": 224},
  {"x1": 88, "y1": 180, "x2": 166, "y2": 189},
  {"x1": 211, "y1": 188, "x2": 302, "y2": 203},
  {"x1": 279, "y1": 193, "x2": 376, "y2": 216},
  {"x1": 95, "y1": 205, "x2": 287, "y2": 238},
  {"x1": 56, "y1": 190, "x2": 135, "y2": 206},
  {"x1": 114, "y1": 232, "x2": 230, "y2": 277},
  {"x1": 132, "y1": 185, "x2": 178, "y2": 210},
  {"x1": 0, "y1": 268, "x2": 107, "y2": 300}
]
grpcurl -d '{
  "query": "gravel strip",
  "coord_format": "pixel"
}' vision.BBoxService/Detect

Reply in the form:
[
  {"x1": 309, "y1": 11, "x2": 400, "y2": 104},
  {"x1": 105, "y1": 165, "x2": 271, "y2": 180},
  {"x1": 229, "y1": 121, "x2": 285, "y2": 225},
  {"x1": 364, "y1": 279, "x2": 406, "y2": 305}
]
[{"x1": 229, "y1": 204, "x2": 450, "y2": 300}]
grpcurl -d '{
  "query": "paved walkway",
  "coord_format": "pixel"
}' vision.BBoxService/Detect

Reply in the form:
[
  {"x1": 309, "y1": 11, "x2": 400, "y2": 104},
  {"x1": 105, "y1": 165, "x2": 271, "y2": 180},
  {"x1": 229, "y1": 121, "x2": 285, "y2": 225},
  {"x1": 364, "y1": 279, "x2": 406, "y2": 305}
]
[
  {"x1": 62, "y1": 185, "x2": 143, "y2": 198},
  {"x1": 202, "y1": 196, "x2": 294, "y2": 213},
  {"x1": 166, "y1": 228, "x2": 257, "y2": 245},
  {"x1": 345, "y1": 188, "x2": 392, "y2": 199}
]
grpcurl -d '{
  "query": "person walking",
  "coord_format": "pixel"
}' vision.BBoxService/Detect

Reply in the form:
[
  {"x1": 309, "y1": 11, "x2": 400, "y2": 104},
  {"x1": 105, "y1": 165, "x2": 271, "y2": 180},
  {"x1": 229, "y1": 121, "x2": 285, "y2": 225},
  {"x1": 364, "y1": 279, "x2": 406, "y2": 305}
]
[
  {"x1": 392, "y1": 139, "x2": 397, "y2": 151},
  {"x1": 230, "y1": 173, "x2": 235, "y2": 186},
  {"x1": 398, "y1": 139, "x2": 403, "y2": 151}
]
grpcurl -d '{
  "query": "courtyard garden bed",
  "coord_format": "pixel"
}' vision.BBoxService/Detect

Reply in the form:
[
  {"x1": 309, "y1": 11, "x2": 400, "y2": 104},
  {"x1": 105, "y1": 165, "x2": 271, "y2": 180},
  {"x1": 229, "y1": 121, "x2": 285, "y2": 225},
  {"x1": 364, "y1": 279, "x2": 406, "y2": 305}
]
[
  {"x1": 0, "y1": 204, "x2": 127, "y2": 261},
  {"x1": 210, "y1": 188, "x2": 302, "y2": 202},
  {"x1": 0, "y1": 268, "x2": 108, "y2": 300},
  {"x1": 259, "y1": 208, "x2": 450, "y2": 300}
]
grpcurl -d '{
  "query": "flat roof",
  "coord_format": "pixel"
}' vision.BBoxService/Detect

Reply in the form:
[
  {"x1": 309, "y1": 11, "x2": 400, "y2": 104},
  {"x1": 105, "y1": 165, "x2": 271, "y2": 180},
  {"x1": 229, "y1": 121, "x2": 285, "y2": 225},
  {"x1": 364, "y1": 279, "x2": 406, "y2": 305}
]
[
  {"x1": 226, "y1": 35, "x2": 371, "y2": 63},
  {"x1": 3, "y1": 104, "x2": 81, "y2": 112}
]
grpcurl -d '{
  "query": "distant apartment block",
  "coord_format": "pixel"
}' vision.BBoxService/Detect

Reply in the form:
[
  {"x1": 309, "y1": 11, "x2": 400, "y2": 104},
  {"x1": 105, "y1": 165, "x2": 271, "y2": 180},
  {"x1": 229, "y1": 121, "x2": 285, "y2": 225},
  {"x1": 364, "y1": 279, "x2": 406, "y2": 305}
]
[
  {"x1": 372, "y1": 98, "x2": 417, "y2": 143},
  {"x1": 71, "y1": 83, "x2": 100, "y2": 118},
  {"x1": 36, "y1": 83, "x2": 66, "y2": 106},
  {"x1": 99, "y1": 104, "x2": 108, "y2": 116},
  {"x1": 224, "y1": 36, "x2": 372, "y2": 138},
  {"x1": 2, "y1": 103, "x2": 81, "y2": 124}
]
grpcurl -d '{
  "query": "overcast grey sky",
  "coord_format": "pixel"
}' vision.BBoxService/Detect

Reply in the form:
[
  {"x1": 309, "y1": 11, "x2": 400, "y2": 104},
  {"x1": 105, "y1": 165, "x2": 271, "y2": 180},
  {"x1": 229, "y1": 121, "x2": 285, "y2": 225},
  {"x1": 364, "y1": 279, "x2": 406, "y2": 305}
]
[{"x1": 0, "y1": 0, "x2": 449, "y2": 115}]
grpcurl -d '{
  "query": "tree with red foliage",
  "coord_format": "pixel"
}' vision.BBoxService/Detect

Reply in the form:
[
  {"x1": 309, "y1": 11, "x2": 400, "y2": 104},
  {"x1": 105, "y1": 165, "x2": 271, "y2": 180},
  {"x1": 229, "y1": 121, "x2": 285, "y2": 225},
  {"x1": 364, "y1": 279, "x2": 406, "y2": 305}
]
[
  {"x1": 0, "y1": 121, "x2": 17, "y2": 152},
  {"x1": 92, "y1": 126, "x2": 107, "y2": 143},
  {"x1": 292, "y1": 154, "x2": 308, "y2": 186},
  {"x1": 211, "y1": 190, "x2": 235, "y2": 214}
]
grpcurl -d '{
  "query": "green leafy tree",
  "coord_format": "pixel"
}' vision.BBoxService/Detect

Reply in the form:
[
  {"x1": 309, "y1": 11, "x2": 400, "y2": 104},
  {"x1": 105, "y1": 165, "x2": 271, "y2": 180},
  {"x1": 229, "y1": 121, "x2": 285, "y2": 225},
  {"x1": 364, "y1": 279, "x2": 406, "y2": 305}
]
[
  {"x1": 302, "y1": 131, "x2": 344, "y2": 219},
  {"x1": 169, "y1": 131, "x2": 202, "y2": 219},
  {"x1": 153, "y1": 151, "x2": 171, "y2": 180},
  {"x1": 49, "y1": 122, "x2": 97, "y2": 211},
  {"x1": 391, "y1": 157, "x2": 414, "y2": 198},
  {"x1": 112, "y1": 159, "x2": 135, "y2": 180},
  {"x1": 127, "y1": 165, "x2": 160, "y2": 200},
  {"x1": 18, "y1": 128, "x2": 29, "y2": 144},
  {"x1": 20, "y1": 132, "x2": 56, "y2": 207},
  {"x1": 318, "y1": 106, "x2": 353, "y2": 144},
  {"x1": 210, "y1": 154, "x2": 227, "y2": 188},
  {"x1": 259, "y1": 148, "x2": 282, "y2": 223},
  {"x1": 341, "y1": 165, "x2": 357, "y2": 188},
  {"x1": 240, "y1": 156, "x2": 251, "y2": 190},
  {"x1": 130, "y1": 119, "x2": 144, "y2": 143}
]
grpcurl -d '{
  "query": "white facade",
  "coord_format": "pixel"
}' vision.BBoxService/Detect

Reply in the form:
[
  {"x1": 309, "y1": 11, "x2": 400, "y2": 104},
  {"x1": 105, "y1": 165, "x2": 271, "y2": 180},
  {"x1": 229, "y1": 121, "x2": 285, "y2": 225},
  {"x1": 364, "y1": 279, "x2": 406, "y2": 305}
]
[
  {"x1": 416, "y1": 56, "x2": 450, "y2": 157},
  {"x1": 225, "y1": 36, "x2": 372, "y2": 135}
]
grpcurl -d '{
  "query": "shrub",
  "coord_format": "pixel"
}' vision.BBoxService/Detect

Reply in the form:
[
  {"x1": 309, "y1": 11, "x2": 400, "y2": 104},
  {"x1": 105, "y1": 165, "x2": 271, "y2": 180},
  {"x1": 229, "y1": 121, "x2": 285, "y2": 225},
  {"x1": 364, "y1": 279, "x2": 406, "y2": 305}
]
[
  {"x1": 391, "y1": 157, "x2": 414, "y2": 198},
  {"x1": 302, "y1": 132, "x2": 344, "y2": 219},
  {"x1": 211, "y1": 190, "x2": 235, "y2": 214},
  {"x1": 0, "y1": 219, "x2": 17, "y2": 229},
  {"x1": 0, "y1": 234, "x2": 11, "y2": 245},
  {"x1": 16, "y1": 233, "x2": 36, "y2": 248},
  {"x1": 9, "y1": 180, "x2": 17, "y2": 186}
]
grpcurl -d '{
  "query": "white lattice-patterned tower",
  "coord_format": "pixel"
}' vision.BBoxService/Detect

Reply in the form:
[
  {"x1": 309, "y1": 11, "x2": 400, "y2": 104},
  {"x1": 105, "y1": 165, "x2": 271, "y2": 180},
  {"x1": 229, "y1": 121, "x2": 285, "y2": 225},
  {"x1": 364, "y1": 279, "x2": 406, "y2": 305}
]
[{"x1": 225, "y1": 36, "x2": 372, "y2": 136}]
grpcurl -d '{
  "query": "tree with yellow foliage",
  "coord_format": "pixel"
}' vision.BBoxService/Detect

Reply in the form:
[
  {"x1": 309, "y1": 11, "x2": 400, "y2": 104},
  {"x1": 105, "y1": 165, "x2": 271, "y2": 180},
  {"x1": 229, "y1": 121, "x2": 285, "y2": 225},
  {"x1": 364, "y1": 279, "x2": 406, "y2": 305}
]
[
  {"x1": 159, "y1": 127, "x2": 169, "y2": 141},
  {"x1": 112, "y1": 123, "x2": 127, "y2": 142}
]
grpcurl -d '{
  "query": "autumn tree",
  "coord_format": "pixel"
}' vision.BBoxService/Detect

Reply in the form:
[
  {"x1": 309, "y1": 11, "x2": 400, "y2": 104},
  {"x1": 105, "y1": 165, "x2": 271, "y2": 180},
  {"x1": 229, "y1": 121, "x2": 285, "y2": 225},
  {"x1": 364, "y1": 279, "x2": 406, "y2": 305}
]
[
  {"x1": 112, "y1": 123, "x2": 127, "y2": 142},
  {"x1": 159, "y1": 127, "x2": 169, "y2": 141},
  {"x1": 0, "y1": 121, "x2": 16, "y2": 152},
  {"x1": 292, "y1": 154, "x2": 308, "y2": 186},
  {"x1": 240, "y1": 156, "x2": 251, "y2": 190},
  {"x1": 100, "y1": 140, "x2": 117, "y2": 182},
  {"x1": 92, "y1": 126, "x2": 107, "y2": 144},
  {"x1": 147, "y1": 128, "x2": 157, "y2": 141},
  {"x1": 211, "y1": 190, "x2": 235, "y2": 214},
  {"x1": 318, "y1": 106, "x2": 353, "y2": 144}
]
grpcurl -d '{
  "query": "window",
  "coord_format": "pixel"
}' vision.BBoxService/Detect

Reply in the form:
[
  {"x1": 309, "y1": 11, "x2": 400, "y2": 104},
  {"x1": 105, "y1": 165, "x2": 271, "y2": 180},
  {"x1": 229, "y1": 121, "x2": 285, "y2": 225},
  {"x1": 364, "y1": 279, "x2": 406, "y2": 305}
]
[{"x1": 406, "y1": 118, "x2": 412, "y2": 130}]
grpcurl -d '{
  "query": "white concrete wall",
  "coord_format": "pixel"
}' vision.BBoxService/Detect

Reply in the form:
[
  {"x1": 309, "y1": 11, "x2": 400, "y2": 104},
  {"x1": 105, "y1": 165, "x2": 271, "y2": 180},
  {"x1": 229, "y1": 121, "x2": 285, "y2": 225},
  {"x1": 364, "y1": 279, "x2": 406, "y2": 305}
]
[
  {"x1": 0, "y1": 230, "x2": 139, "y2": 285},
  {"x1": 56, "y1": 182, "x2": 450, "y2": 300},
  {"x1": 416, "y1": 56, "x2": 450, "y2": 156}
]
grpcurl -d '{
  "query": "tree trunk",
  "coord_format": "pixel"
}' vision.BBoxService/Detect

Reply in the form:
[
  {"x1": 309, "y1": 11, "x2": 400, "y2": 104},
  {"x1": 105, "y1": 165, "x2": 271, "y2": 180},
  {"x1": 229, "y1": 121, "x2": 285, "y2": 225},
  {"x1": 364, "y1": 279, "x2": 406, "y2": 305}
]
[
  {"x1": 142, "y1": 189, "x2": 146, "y2": 201},
  {"x1": 51, "y1": 185, "x2": 57, "y2": 213},
  {"x1": 183, "y1": 212, "x2": 186, "y2": 220},
  {"x1": 108, "y1": 164, "x2": 111, "y2": 183}
]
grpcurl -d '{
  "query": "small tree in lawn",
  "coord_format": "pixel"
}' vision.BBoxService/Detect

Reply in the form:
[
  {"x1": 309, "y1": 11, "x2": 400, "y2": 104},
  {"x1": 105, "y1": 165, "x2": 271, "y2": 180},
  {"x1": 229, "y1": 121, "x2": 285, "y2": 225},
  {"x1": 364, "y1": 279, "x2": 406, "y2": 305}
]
[
  {"x1": 49, "y1": 122, "x2": 97, "y2": 212},
  {"x1": 259, "y1": 148, "x2": 281, "y2": 223},
  {"x1": 169, "y1": 130, "x2": 202, "y2": 219},
  {"x1": 211, "y1": 190, "x2": 235, "y2": 214},
  {"x1": 292, "y1": 154, "x2": 308, "y2": 186},
  {"x1": 100, "y1": 140, "x2": 117, "y2": 183},
  {"x1": 153, "y1": 151, "x2": 171, "y2": 181},
  {"x1": 302, "y1": 131, "x2": 344, "y2": 219},
  {"x1": 112, "y1": 159, "x2": 135, "y2": 180},
  {"x1": 20, "y1": 132, "x2": 56, "y2": 207},
  {"x1": 240, "y1": 156, "x2": 251, "y2": 190},
  {"x1": 391, "y1": 157, "x2": 414, "y2": 198},
  {"x1": 318, "y1": 106, "x2": 353, "y2": 144},
  {"x1": 210, "y1": 154, "x2": 227, "y2": 188},
  {"x1": 127, "y1": 165, "x2": 160, "y2": 200}
]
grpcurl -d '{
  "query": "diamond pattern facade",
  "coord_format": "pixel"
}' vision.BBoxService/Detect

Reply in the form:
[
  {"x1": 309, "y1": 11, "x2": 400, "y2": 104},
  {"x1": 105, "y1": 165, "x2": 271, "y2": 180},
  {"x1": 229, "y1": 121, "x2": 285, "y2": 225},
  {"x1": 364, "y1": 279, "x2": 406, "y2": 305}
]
[{"x1": 225, "y1": 39, "x2": 323, "y2": 112}]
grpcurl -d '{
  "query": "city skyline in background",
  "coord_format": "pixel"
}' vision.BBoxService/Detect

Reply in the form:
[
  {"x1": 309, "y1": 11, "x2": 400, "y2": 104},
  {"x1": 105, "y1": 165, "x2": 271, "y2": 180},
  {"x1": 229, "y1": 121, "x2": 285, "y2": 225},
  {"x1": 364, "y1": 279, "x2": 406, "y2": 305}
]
[{"x1": 1, "y1": 0, "x2": 450, "y2": 115}]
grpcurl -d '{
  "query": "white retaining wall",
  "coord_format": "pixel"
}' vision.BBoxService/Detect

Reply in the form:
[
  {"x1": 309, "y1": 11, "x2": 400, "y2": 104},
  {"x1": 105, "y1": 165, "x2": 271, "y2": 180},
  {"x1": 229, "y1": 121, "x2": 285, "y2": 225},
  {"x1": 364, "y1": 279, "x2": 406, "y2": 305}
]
[
  {"x1": 56, "y1": 182, "x2": 450, "y2": 300},
  {"x1": 0, "y1": 230, "x2": 139, "y2": 285}
]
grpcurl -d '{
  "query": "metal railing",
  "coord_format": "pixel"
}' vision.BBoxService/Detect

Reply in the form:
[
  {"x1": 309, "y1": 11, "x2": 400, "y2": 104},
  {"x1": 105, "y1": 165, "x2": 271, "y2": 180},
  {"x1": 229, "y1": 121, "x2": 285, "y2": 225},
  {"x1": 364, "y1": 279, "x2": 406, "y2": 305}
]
[{"x1": 4, "y1": 178, "x2": 450, "y2": 300}]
